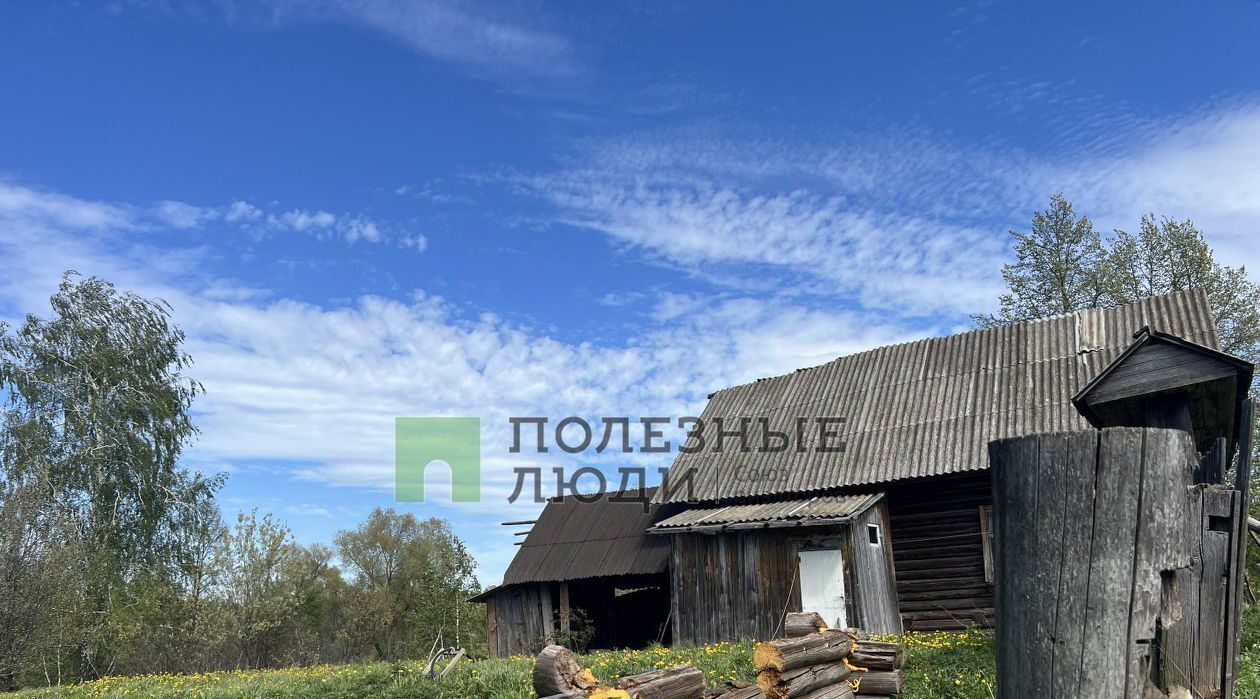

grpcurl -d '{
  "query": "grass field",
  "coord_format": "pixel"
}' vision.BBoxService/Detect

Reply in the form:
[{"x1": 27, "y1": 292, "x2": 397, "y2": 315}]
[{"x1": 12, "y1": 631, "x2": 998, "y2": 699}]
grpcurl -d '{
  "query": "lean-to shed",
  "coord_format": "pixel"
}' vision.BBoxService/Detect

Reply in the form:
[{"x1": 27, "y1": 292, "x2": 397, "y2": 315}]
[{"x1": 471, "y1": 487, "x2": 678, "y2": 658}]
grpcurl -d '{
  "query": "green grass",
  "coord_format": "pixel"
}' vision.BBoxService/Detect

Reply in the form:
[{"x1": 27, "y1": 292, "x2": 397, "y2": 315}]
[
  {"x1": 1238, "y1": 603, "x2": 1260, "y2": 699},
  {"x1": 11, "y1": 630, "x2": 996, "y2": 699}
]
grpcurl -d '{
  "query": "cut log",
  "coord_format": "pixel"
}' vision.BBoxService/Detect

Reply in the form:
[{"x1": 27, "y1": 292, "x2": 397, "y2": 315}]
[
  {"x1": 588, "y1": 690, "x2": 633, "y2": 699},
  {"x1": 539, "y1": 693, "x2": 587, "y2": 699},
  {"x1": 712, "y1": 686, "x2": 766, "y2": 699},
  {"x1": 850, "y1": 640, "x2": 899, "y2": 654},
  {"x1": 533, "y1": 645, "x2": 598, "y2": 696},
  {"x1": 798, "y1": 685, "x2": 855, "y2": 699},
  {"x1": 602, "y1": 665, "x2": 706, "y2": 699},
  {"x1": 841, "y1": 628, "x2": 870, "y2": 640},
  {"x1": 850, "y1": 670, "x2": 902, "y2": 695},
  {"x1": 847, "y1": 640, "x2": 902, "y2": 672},
  {"x1": 784, "y1": 612, "x2": 829, "y2": 637},
  {"x1": 754, "y1": 630, "x2": 855, "y2": 673},
  {"x1": 845, "y1": 651, "x2": 898, "y2": 672},
  {"x1": 757, "y1": 661, "x2": 852, "y2": 699}
]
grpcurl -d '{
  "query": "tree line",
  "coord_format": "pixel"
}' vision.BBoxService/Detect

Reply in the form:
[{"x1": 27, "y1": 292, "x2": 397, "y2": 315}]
[
  {"x1": 974, "y1": 193, "x2": 1260, "y2": 361},
  {"x1": 0, "y1": 274, "x2": 483, "y2": 691}
]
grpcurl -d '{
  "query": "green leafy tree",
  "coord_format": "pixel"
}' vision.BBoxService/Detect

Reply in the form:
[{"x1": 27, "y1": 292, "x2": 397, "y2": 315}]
[
  {"x1": 1104, "y1": 214, "x2": 1260, "y2": 360},
  {"x1": 977, "y1": 200, "x2": 1260, "y2": 361},
  {"x1": 335, "y1": 508, "x2": 483, "y2": 660},
  {"x1": 217, "y1": 510, "x2": 303, "y2": 669},
  {"x1": 975, "y1": 193, "x2": 1108, "y2": 326},
  {"x1": 0, "y1": 272, "x2": 221, "y2": 680}
]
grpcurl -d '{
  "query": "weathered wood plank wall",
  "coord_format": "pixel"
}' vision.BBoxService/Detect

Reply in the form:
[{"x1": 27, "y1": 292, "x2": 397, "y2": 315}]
[
  {"x1": 845, "y1": 500, "x2": 902, "y2": 635},
  {"x1": 886, "y1": 472, "x2": 993, "y2": 631},
  {"x1": 670, "y1": 528, "x2": 807, "y2": 645},
  {"x1": 487, "y1": 583, "x2": 553, "y2": 658},
  {"x1": 990, "y1": 427, "x2": 1203, "y2": 698},
  {"x1": 1163, "y1": 485, "x2": 1242, "y2": 697}
]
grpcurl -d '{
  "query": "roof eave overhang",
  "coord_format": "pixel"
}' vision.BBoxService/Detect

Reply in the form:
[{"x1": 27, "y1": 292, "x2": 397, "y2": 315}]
[{"x1": 649, "y1": 492, "x2": 884, "y2": 535}]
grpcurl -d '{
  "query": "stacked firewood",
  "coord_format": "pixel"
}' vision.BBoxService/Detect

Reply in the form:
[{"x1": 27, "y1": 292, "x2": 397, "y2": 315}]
[
  {"x1": 533, "y1": 644, "x2": 706, "y2": 699},
  {"x1": 713, "y1": 613, "x2": 904, "y2": 699},
  {"x1": 532, "y1": 612, "x2": 904, "y2": 699}
]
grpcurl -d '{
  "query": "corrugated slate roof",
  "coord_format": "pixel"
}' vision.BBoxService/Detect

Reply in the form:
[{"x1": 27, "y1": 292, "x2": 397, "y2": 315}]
[
  {"x1": 658, "y1": 290, "x2": 1218, "y2": 504},
  {"x1": 498, "y1": 487, "x2": 676, "y2": 587},
  {"x1": 651, "y1": 493, "x2": 881, "y2": 532}
]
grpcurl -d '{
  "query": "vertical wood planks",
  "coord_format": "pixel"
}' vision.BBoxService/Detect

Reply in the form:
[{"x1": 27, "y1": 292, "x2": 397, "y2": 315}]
[
  {"x1": 846, "y1": 500, "x2": 902, "y2": 635},
  {"x1": 1077, "y1": 428, "x2": 1142, "y2": 698},
  {"x1": 1195, "y1": 489, "x2": 1234, "y2": 695},
  {"x1": 990, "y1": 427, "x2": 1203, "y2": 699},
  {"x1": 669, "y1": 527, "x2": 842, "y2": 645},
  {"x1": 559, "y1": 582, "x2": 571, "y2": 637},
  {"x1": 990, "y1": 432, "x2": 1040, "y2": 699},
  {"x1": 1161, "y1": 489, "x2": 1203, "y2": 690},
  {"x1": 1124, "y1": 429, "x2": 1195, "y2": 697},
  {"x1": 1223, "y1": 398, "x2": 1255, "y2": 699},
  {"x1": 1049, "y1": 430, "x2": 1098, "y2": 699}
]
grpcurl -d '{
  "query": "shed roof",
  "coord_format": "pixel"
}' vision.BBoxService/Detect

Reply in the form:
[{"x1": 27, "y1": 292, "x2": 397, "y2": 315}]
[
  {"x1": 478, "y1": 487, "x2": 676, "y2": 598},
  {"x1": 650, "y1": 493, "x2": 882, "y2": 533},
  {"x1": 1072, "y1": 326, "x2": 1253, "y2": 454},
  {"x1": 658, "y1": 290, "x2": 1219, "y2": 504}
]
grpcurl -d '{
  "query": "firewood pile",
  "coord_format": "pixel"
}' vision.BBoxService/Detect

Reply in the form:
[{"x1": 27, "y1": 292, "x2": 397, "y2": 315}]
[
  {"x1": 531, "y1": 612, "x2": 904, "y2": 699},
  {"x1": 533, "y1": 644, "x2": 706, "y2": 699},
  {"x1": 712, "y1": 613, "x2": 904, "y2": 699}
]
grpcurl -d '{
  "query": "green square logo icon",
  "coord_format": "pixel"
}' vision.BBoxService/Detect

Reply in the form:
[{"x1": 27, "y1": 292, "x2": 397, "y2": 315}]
[{"x1": 395, "y1": 417, "x2": 481, "y2": 503}]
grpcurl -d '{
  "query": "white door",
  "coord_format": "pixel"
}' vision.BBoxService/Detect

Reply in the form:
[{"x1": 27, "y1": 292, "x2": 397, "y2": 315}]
[{"x1": 798, "y1": 548, "x2": 847, "y2": 629}]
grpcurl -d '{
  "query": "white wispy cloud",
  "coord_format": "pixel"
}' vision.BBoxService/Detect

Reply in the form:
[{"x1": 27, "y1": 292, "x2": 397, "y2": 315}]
[
  {"x1": 0, "y1": 181, "x2": 132, "y2": 230},
  {"x1": 265, "y1": 0, "x2": 578, "y2": 80},
  {"x1": 524, "y1": 136, "x2": 1013, "y2": 317},
  {"x1": 1059, "y1": 101, "x2": 1260, "y2": 272},
  {"x1": 0, "y1": 179, "x2": 917, "y2": 583},
  {"x1": 523, "y1": 99, "x2": 1260, "y2": 320},
  {"x1": 114, "y1": 190, "x2": 427, "y2": 251}
]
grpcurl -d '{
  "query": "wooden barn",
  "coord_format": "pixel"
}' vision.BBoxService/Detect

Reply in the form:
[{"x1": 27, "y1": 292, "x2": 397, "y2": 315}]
[
  {"x1": 472, "y1": 488, "x2": 679, "y2": 658},
  {"x1": 652, "y1": 288, "x2": 1237, "y2": 641}
]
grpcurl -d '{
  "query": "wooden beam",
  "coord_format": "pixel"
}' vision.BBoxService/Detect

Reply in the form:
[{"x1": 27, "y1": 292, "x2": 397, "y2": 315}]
[
  {"x1": 502, "y1": 519, "x2": 538, "y2": 526},
  {"x1": 559, "y1": 582, "x2": 571, "y2": 636},
  {"x1": 438, "y1": 649, "x2": 466, "y2": 678}
]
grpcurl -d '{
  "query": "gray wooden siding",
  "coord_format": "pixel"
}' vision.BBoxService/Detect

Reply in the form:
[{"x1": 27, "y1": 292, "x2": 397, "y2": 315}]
[
  {"x1": 670, "y1": 528, "x2": 808, "y2": 645},
  {"x1": 888, "y1": 472, "x2": 994, "y2": 631},
  {"x1": 486, "y1": 583, "x2": 553, "y2": 658},
  {"x1": 846, "y1": 499, "x2": 902, "y2": 635}
]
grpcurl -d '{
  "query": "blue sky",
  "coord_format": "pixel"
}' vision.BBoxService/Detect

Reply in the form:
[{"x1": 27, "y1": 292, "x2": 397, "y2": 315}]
[{"x1": 2, "y1": 1, "x2": 1259, "y2": 585}]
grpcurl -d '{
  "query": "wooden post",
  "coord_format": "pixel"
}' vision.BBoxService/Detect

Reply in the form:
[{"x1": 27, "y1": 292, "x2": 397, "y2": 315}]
[
  {"x1": 1223, "y1": 398, "x2": 1254, "y2": 699},
  {"x1": 486, "y1": 595, "x2": 500, "y2": 659},
  {"x1": 560, "y1": 581, "x2": 571, "y2": 638},
  {"x1": 989, "y1": 427, "x2": 1198, "y2": 698},
  {"x1": 541, "y1": 584, "x2": 556, "y2": 641}
]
